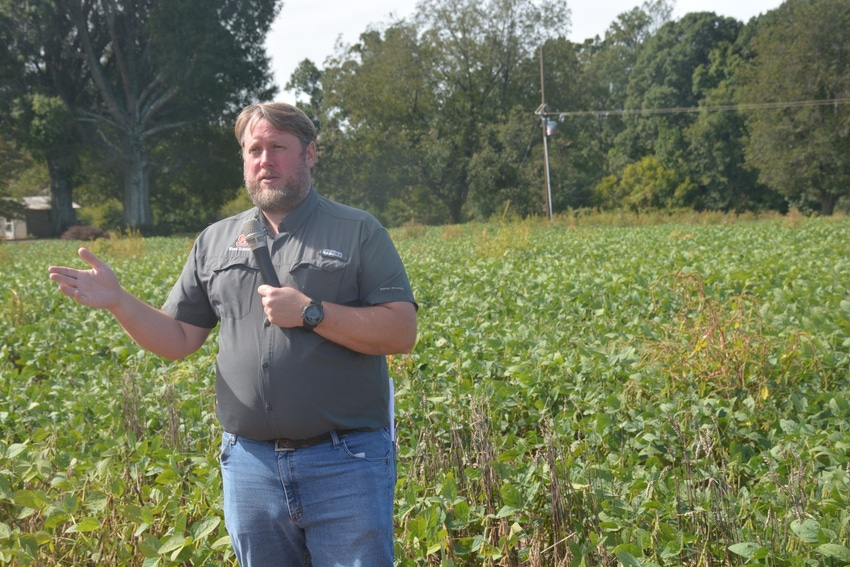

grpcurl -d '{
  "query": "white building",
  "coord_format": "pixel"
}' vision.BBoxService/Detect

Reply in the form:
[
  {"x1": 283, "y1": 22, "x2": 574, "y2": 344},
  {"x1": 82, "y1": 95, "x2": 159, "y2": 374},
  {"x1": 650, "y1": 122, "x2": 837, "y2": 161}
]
[{"x1": 1, "y1": 196, "x2": 80, "y2": 240}]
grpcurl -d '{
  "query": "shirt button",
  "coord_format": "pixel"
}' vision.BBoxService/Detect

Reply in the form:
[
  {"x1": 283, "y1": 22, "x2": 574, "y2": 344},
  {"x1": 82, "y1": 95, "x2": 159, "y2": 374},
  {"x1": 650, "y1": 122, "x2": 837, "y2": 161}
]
[
  {"x1": 262, "y1": 362, "x2": 269, "y2": 369},
  {"x1": 264, "y1": 320, "x2": 271, "y2": 327},
  {"x1": 265, "y1": 404, "x2": 272, "y2": 412}
]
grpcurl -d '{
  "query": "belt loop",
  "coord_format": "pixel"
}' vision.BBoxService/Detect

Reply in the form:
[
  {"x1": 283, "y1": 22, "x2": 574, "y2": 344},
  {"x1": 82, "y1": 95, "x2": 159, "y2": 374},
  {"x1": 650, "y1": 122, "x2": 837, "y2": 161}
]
[
  {"x1": 330, "y1": 430, "x2": 341, "y2": 449},
  {"x1": 227, "y1": 432, "x2": 237, "y2": 445}
]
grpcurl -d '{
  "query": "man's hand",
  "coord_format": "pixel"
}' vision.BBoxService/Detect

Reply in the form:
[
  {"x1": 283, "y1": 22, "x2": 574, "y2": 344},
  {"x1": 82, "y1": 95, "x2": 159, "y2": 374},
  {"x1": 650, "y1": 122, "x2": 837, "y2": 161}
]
[
  {"x1": 48, "y1": 247, "x2": 122, "y2": 310},
  {"x1": 257, "y1": 285, "x2": 416, "y2": 355},
  {"x1": 258, "y1": 285, "x2": 309, "y2": 328},
  {"x1": 48, "y1": 246, "x2": 211, "y2": 361}
]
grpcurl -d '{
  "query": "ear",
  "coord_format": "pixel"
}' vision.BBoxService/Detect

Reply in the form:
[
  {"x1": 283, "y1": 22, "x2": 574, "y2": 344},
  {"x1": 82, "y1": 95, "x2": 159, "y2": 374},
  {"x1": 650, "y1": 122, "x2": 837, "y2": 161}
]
[{"x1": 305, "y1": 141, "x2": 317, "y2": 168}]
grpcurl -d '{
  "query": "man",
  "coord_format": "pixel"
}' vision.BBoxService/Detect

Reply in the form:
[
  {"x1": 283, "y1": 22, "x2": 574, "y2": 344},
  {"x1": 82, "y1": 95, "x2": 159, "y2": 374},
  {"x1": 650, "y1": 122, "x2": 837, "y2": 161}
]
[{"x1": 48, "y1": 102, "x2": 418, "y2": 566}]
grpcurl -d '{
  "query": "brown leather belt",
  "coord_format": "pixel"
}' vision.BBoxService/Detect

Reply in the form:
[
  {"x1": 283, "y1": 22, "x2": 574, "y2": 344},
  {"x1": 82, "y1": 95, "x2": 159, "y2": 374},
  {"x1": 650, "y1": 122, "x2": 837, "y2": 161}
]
[{"x1": 270, "y1": 429, "x2": 358, "y2": 451}]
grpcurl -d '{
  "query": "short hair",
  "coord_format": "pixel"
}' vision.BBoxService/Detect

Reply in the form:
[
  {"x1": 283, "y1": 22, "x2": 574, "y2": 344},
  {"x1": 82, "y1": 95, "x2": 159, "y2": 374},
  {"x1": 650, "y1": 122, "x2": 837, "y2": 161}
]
[{"x1": 234, "y1": 102, "x2": 317, "y2": 150}]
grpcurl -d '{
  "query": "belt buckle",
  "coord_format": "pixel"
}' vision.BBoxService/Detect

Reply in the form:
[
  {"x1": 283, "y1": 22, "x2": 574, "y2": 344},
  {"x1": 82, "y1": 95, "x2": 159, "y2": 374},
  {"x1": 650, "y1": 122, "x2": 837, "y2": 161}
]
[{"x1": 274, "y1": 439, "x2": 296, "y2": 452}]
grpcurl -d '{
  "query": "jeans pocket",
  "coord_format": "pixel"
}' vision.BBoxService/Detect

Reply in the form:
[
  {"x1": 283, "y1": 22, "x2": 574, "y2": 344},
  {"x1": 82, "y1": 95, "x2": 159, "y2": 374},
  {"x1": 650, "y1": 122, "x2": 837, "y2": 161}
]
[
  {"x1": 219, "y1": 432, "x2": 235, "y2": 464},
  {"x1": 340, "y1": 429, "x2": 392, "y2": 463}
]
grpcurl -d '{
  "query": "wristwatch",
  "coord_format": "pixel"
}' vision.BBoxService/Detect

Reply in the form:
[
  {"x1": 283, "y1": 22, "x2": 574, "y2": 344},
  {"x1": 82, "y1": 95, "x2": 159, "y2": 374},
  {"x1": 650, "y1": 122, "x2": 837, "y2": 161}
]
[{"x1": 301, "y1": 299, "x2": 324, "y2": 331}]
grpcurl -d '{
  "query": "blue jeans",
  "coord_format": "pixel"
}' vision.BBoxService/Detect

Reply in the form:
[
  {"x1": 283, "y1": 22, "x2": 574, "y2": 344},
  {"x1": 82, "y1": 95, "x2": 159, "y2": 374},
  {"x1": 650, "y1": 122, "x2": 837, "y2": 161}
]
[{"x1": 220, "y1": 429, "x2": 396, "y2": 567}]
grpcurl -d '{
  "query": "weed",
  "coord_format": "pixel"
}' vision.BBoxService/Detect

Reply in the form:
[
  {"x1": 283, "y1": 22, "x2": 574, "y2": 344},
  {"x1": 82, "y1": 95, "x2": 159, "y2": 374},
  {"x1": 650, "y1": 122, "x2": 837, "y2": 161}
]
[
  {"x1": 89, "y1": 227, "x2": 147, "y2": 258},
  {"x1": 400, "y1": 220, "x2": 429, "y2": 240},
  {"x1": 474, "y1": 220, "x2": 531, "y2": 258},
  {"x1": 441, "y1": 224, "x2": 466, "y2": 239},
  {"x1": 642, "y1": 271, "x2": 811, "y2": 403},
  {"x1": 121, "y1": 369, "x2": 145, "y2": 439}
]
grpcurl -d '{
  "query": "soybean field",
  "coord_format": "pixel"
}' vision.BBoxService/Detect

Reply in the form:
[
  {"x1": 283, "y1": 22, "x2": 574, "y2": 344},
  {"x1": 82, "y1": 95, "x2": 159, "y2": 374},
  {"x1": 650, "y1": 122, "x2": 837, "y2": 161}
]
[{"x1": 1, "y1": 214, "x2": 849, "y2": 566}]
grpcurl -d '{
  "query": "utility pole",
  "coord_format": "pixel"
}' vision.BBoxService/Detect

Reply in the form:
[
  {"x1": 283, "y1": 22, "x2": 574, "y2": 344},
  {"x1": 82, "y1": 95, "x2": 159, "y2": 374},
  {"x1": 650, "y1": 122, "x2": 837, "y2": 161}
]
[{"x1": 535, "y1": 47, "x2": 554, "y2": 221}]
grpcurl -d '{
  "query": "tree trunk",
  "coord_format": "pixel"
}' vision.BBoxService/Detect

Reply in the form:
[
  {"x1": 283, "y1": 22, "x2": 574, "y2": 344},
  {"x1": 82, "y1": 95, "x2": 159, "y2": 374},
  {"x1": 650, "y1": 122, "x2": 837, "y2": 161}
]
[
  {"x1": 47, "y1": 157, "x2": 77, "y2": 237},
  {"x1": 820, "y1": 189, "x2": 836, "y2": 216},
  {"x1": 123, "y1": 138, "x2": 152, "y2": 229}
]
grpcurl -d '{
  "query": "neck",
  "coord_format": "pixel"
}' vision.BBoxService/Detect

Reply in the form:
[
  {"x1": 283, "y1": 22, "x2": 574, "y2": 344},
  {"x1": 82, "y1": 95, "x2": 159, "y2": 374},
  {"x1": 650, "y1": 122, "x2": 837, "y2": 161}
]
[{"x1": 261, "y1": 211, "x2": 284, "y2": 236}]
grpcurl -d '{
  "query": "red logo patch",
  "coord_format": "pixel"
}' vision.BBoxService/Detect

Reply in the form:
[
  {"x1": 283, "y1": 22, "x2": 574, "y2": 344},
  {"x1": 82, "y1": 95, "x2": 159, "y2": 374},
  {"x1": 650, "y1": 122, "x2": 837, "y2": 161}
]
[{"x1": 235, "y1": 234, "x2": 249, "y2": 247}]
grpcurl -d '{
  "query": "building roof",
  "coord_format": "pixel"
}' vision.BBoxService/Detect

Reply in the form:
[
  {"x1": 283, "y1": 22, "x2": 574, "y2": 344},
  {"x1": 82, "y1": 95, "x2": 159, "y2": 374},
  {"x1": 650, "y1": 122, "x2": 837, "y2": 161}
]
[{"x1": 22, "y1": 196, "x2": 80, "y2": 210}]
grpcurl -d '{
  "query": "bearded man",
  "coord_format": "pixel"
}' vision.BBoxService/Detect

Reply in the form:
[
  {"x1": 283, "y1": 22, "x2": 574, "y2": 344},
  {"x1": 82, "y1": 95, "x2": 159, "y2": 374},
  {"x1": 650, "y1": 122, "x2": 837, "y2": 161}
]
[{"x1": 49, "y1": 102, "x2": 418, "y2": 567}]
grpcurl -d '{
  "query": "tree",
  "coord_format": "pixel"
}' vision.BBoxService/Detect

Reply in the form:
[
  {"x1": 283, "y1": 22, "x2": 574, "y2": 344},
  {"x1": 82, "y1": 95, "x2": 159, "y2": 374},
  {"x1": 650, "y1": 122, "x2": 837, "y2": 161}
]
[
  {"x1": 315, "y1": 24, "x2": 431, "y2": 224},
  {"x1": 287, "y1": 59, "x2": 324, "y2": 130},
  {"x1": 593, "y1": 155, "x2": 693, "y2": 210},
  {"x1": 0, "y1": 138, "x2": 31, "y2": 222},
  {"x1": 56, "y1": 0, "x2": 281, "y2": 229},
  {"x1": 467, "y1": 105, "x2": 542, "y2": 218},
  {"x1": 680, "y1": 32, "x2": 782, "y2": 212},
  {"x1": 318, "y1": 0, "x2": 570, "y2": 224},
  {"x1": 738, "y1": 0, "x2": 850, "y2": 215},
  {"x1": 554, "y1": 0, "x2": 674, "y2": 205},
  {"x1": 412, "y1": 0, "x2": 569, "y2": 222},
  {"x1": 613, "y1": 12, "x2": 742, "y2": 174},
  {"x1": 0, "y1": 0, "x2": 94, "y2": 235},
  {"x1": 148, "y1": 122, "x2": 246, "y2": 232}
]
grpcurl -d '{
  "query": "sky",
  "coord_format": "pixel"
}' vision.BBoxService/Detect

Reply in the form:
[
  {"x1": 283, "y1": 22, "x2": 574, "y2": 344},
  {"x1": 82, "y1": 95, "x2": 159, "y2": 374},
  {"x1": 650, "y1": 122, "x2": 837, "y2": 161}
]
[{"x1": 266, "y1": 0, "x2": 786, "y2": 101}]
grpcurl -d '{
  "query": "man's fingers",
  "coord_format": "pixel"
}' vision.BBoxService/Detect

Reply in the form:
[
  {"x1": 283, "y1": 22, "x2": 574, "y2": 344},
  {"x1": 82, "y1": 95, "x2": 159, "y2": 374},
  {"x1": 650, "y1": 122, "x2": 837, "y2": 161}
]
[{"x1": 77, "y1": 247, "x2": 103, "y2": 270}]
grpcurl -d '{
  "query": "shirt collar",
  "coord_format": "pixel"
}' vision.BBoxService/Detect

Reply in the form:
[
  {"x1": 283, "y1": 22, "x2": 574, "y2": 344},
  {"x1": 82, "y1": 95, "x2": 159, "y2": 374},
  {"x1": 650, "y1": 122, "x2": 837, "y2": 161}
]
[
  {"x1": 253, "y1": 187, "x2": 319, "y2": 236},
  {"x1": 279, "y1": 187, "x2": 318, "y2": 234}
]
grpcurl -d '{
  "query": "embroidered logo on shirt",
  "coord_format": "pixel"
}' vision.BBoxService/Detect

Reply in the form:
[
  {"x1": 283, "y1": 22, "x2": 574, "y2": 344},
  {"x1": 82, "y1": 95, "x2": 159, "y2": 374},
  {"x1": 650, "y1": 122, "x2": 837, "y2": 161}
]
[
  {"x1": 321, "y1": 249, "x2": 345, "y2": 260},
  {"x1": 228, "y1": 233, "x2": 253, "y2": 253}
]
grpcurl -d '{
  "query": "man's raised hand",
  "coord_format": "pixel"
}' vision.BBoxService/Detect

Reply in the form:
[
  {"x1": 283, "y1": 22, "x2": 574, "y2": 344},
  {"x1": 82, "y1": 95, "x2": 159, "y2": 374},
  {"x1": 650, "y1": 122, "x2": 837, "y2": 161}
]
[{"x1": 48, "y1": 248, "x2": 122, "y2": 310}]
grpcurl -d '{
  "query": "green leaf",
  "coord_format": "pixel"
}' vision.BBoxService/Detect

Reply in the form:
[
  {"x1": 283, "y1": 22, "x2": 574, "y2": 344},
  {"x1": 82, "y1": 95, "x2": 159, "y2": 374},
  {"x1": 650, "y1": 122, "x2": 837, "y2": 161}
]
[
  {"x1": 43, "y1": 512, "x2": 70, "y2": 530},
  {"x1": 6, "y1": 443, "x2": 28, "y2": 459},
  {"x1": 616, "y1": 550, "x2": 644, "y2": 567},
  {"x1": 440, "y1": 473, "x2": 458, "y2": 502},
  {"x1": 67, "y1": 517, "x2": 100, "y2": 533},
  {"x1": 446, "y1": 500, "x2": 470, "y2": 530},
  {"x1": 816, "y1": 544, "x2": 850, "y2": 562},
  {"x1": 190, "y1": 517, "x2": 221, "y2": 540},
  {"x1": 495, "y1": 505, "x2": 518, "y2": 518},
  {"x1": 139, "y1": 534, "x2": 162, "y2": 558},
  {"x1": 154, "y1": 469, "x2": 179, "y2": 485},
  {"x1": 728, "y1": 542, "x2": 763, "y2": 559},
  {"x1": 158, "y1": 534, "x2": 189, "y2": 555},
  {"x1": 791, "y1": 519, "x2": 821, "y2": 543},
  {"x1": 13, "y1": 490, "x2": 48, "y2": 510},
  {"x1": 211, "y1": 535, "x2": 232, "y2": 550},
  {"x1": 499, "y1": 482, "x2": 523, "y2": 508}
]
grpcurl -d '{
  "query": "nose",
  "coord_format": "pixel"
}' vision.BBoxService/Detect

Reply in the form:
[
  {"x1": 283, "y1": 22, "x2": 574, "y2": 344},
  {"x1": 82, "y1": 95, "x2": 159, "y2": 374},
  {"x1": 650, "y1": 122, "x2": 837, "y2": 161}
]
[{"x1": 259, "y1": 149, "x2": 274, "y2": 167}]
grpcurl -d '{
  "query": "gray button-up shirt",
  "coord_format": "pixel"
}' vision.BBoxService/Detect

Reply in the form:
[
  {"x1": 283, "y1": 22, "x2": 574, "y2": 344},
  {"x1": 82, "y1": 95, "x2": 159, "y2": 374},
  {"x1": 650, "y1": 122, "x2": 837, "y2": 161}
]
[{"x1": 162, "y1": 189, "x2": 416, "y2": 440}]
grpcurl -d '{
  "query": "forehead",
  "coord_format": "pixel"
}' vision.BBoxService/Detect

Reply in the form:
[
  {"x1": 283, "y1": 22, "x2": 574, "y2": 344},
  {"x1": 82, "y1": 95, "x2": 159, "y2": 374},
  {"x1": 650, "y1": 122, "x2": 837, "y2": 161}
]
[{"x1": 242, "y1": 118, "x2": 298, "y2": 147}]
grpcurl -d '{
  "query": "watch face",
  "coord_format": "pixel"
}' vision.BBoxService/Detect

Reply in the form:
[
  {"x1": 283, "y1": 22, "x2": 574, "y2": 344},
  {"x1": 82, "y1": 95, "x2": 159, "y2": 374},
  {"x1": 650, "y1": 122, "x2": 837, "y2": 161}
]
[{"x1": 304, "y1": 304, "x2": 323, "y2": 326}]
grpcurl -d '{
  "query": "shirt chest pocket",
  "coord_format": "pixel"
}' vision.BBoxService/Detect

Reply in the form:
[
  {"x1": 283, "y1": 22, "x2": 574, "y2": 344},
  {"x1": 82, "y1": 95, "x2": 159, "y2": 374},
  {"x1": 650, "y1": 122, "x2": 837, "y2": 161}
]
[
  {"x1": 289, "y1": 256, "x2": 350, "y2": 302},
  {"x1": 208, "y1": 255, "x2": 259, "y2": 320}
]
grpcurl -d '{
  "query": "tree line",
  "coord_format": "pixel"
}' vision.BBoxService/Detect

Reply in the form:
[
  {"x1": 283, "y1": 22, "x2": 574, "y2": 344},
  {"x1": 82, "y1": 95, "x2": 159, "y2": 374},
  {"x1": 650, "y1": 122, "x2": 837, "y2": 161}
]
[
  {"x1": 2, "y1": 0, "x2": 849, "y2": 234},
  {"x1": 1, "y1": 0, "x2": 281, "y2": 234}
]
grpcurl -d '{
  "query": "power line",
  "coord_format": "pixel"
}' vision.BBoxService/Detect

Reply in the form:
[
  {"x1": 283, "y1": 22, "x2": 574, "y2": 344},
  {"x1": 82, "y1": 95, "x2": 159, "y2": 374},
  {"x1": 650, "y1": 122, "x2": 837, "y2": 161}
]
[{"x1": 535, "y1": 97, "x2": 850, "y2": 119}]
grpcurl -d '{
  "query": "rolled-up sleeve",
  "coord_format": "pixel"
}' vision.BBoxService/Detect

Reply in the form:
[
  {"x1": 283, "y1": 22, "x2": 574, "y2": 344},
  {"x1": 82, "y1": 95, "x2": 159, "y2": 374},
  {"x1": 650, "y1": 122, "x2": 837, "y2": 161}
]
[
  {"x1": 359, "y1": 226, "x2": 417, "y2": 309},
  {"x1": 162, "y1": 238, "x2": 219, "y2": 329}
]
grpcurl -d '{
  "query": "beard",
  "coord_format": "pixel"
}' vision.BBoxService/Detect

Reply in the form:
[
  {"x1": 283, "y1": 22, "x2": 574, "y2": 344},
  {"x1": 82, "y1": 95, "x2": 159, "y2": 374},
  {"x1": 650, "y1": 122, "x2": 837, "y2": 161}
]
[{"x1": 245, "y1": 159, "x2": 313, "y2": 214}]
